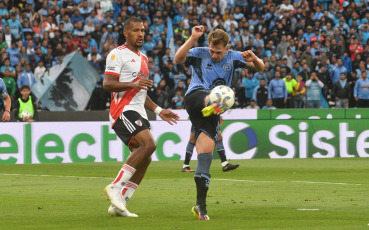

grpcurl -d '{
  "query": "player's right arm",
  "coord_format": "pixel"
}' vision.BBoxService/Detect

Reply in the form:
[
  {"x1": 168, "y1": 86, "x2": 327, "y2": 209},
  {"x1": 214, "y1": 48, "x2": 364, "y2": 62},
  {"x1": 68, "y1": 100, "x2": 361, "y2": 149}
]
[
  {"x1": 103, "y1": 49, "x2": 153, "y2": 92},
  {"x1": 174, "y1": 25, "x2": 204, "y2": 64}
]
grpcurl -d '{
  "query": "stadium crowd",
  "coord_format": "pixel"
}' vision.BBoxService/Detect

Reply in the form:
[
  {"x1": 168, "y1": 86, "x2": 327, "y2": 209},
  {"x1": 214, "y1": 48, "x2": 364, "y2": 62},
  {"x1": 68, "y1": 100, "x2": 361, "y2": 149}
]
[{"x1": 1, "y1": 0, "x2": 369, "y2": 112}]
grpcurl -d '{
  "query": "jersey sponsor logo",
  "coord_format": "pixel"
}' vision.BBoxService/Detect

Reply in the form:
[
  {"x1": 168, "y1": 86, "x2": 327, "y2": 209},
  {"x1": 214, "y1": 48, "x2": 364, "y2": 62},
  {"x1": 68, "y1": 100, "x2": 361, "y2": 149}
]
[
  {"x1": 132, "y1": 72, "x2": 149, "y2": 79},
  {"x1": 111, "y1": 54, "x2": 116, "y2": 60},
  {"x1": 135, "y1": 119, "x2": 142, "y2": 126},
  {"x1": 107, "y1": 66, "x2": 115, "y2": 71},
  {"x1": 206, "y1": 63, "x2": 212, "y2": 70},
  {"x1": 222, "y1": 63, "x2": 232, "y2": 72}
]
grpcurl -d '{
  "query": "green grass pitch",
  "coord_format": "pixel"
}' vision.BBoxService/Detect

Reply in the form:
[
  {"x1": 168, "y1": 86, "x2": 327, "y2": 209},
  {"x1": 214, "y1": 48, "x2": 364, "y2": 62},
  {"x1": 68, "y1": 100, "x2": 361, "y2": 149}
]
[{"x1": 0, "y1": 158, "x2": 368, "y2": 230}]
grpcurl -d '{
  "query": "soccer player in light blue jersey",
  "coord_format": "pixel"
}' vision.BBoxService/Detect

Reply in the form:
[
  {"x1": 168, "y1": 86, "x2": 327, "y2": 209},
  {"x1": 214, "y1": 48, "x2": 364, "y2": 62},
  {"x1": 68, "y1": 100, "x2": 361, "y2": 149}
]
[{"x1": 175, "y1": 26, "x2": 264, "y2": 220}]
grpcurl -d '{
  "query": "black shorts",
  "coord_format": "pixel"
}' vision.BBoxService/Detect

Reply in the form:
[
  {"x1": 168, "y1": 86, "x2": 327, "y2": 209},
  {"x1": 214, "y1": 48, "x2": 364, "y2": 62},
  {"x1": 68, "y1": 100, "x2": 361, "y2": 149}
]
[
  {"x1": 113, "y1": 110, "x2": 151, "y2": 148},
  {"x1": 184, "y1": 89, "x2": 220, "y2": 142}
]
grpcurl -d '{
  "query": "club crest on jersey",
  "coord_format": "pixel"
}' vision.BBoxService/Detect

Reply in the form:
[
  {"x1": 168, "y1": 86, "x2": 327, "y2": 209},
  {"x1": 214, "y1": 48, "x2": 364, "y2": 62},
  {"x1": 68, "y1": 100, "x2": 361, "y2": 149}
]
[
  {"x1": 135, "y1": 119, "x2": 142, "y2": 126},
  {"x1": 222, "y1": 63, "x2": 231, "y2": 72},
  {"x1": 111, "y1": 54, "x2": 116, "y2": 60}
]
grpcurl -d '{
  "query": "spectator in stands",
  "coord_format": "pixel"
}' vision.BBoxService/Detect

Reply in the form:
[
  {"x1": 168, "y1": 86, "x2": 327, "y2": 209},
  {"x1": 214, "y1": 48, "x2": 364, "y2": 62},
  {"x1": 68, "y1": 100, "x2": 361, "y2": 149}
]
[
  {"x1": 283, "y1": 74, "x2": 297, "y2": 108},
  {"x1": 332, "y1": 73, "x2": 351, "y2": 108},
  {"x1": 354, "y1": 71, "x2": 369, "y2": 108},
  {"x1": 34, "y1": 60, "x2": 46, "y2": 82},
  {"x1": 17, "y1": 64, "x2": 36, "y2": 89},
  {"x1": 7, "y1": 41, "x2": 21, "y2": 67},
  {"x1": 246, "y1": 99, "x2": 259, "y2": 109},
  {"x1": 268, "y1": 70, "x2": 287, "y2": 108},
  {"x1": 1, "y1": 58, "x2": 16, "y2": 79},
  {"x1": 252, "y1": 79, "x2": 268, "y2": 109},
  {"x1": 7, "y1": 12, "x2": 23, "y2": 41},
  {"x1": 242, "y1": 70, "x2": 259, "y2": 107},
  {"x1": 330, "y1": 58, "x2": 348, "y2": 84},
  {"x1": 292, "y1": 74, "x2": 306, "y2": 109},
  {"x1": 262, "y1": 99, "x2": 276, "y2": 110},
  {"x1": 306, "y1": 72, "x2": 324, "y2": 108}
]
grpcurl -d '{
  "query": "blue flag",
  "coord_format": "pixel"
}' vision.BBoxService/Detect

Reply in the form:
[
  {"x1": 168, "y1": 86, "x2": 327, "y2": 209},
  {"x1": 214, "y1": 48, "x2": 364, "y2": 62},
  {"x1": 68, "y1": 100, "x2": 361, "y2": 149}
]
[{"x1": 31, "y1": 51, "x2": 100, "y2": 111}]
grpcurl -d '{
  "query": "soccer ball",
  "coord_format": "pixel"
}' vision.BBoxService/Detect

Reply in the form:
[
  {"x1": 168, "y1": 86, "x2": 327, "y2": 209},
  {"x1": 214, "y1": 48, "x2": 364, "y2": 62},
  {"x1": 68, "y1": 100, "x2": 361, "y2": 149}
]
[
  {"x1": 21, "y1": 111, "x2": 32, "y2": 119},
  {"x1": 208, "y1": 85, "x2": 235, "y2": 111}
]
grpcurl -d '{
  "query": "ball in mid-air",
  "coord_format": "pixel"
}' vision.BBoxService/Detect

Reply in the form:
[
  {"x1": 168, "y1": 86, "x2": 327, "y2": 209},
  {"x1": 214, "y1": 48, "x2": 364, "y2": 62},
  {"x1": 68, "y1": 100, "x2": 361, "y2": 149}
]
[{"x1": 209, "y1": 85, "x2": 235, "y2": 111}]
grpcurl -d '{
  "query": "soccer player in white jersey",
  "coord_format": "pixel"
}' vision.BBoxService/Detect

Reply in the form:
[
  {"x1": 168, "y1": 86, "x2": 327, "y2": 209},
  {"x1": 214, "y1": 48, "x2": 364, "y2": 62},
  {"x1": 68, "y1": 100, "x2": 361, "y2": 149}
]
[
  {"x1": 103, "y1": 17, "x2": 179, "y2": 217},
  {"x1": 0, "y1": 78, "x2": 11, "y2": 122},
  {"x1": 175, "y1": 26, "x2": 264, "y2": 220}
]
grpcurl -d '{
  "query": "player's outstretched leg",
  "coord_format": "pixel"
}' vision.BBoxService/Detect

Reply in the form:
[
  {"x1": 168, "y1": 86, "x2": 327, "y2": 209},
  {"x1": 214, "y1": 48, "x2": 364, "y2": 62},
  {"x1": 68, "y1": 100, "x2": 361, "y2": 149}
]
[
  {"x1": 182, "y1": 141, "x2": 195, "y2": 172},
  {"x1": 215, "y1": 139, "x2": 239, "y2": 172},
  {"x1": 193, "y1": 152, "x2": 212, "y2": 220}
]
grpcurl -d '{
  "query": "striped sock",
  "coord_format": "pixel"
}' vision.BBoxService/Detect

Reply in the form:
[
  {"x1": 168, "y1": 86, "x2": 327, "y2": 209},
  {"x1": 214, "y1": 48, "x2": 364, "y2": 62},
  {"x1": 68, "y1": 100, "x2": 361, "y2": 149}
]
[
  {"x1": 112, "y1": 164, "x2": 136, "y2": 188},
  {"x1": 121, "y1": 181, "x2": 138, "y2": 205}
]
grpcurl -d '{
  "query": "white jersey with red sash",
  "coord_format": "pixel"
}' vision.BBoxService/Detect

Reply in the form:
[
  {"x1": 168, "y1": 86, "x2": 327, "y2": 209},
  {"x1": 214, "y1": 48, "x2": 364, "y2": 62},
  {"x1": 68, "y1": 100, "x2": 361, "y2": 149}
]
[{"x1": 104, "y1": 44, "x2": 150, "y2": 127}]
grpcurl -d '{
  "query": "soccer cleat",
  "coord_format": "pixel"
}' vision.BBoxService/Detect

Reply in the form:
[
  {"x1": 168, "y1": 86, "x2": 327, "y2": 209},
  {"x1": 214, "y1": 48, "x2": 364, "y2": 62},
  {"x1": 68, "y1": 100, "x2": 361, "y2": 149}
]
[
  {"x1": 222, "y1": 163, "x2": 240, "y2": 172},
  {"x1": 104, "y1": 184, "x2": 127, "y2": 212},
  {"x1": 108, "y1": 205, "x2": 138, "y2": 217},
  {"x1": 192, "y1": 205, "x2": 210, "y2": 220},
  {"x1": 202, "y1": 102, "x2": 224, "y2": 117},
  {"x1": 182, "y1": 166, "x2": 195, "y2": 172}
]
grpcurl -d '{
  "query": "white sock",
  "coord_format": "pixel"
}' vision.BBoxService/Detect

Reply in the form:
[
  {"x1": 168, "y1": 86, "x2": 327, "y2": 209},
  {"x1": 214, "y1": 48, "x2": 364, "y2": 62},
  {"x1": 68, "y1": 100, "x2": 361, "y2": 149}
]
[
  {"x1": 183, "y1": 164, "x2": 190, "y2": 168},
  {"x1": 112, "y1": 164, "x2": 136, "y2": 188},
  {"x1": 221, "y1": 161, "x2": 228, "y2": 167},
  {"x1": 121, "y1": 181, "x2": 138, "y2": 205}
]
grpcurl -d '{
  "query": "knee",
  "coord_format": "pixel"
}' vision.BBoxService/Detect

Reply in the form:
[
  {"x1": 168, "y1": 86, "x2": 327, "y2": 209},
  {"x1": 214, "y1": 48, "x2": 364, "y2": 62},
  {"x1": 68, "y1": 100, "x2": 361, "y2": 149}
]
[{"x1": 143, "y1": 140, "x2": 157, "y2": 154}]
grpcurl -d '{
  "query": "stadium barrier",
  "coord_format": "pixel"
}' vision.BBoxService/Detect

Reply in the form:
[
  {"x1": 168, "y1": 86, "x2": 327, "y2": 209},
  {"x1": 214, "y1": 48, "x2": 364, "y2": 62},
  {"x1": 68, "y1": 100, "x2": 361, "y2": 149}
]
[{"x1": 1, "y1": 109, "x2": 368, "y2": 164}]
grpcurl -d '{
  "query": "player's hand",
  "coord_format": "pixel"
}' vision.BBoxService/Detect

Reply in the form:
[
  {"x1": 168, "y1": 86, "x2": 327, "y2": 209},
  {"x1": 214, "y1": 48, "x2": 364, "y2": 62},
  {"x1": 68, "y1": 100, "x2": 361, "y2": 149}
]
[
  {"x1": 241, "y1": 50, "x2": 258, "y2": 62},
  {"x1": 1, "y1": 111, "x2": 10, "y2": 122},
  {"x1": 132, "y1": 79, "x2": 153, "y2": 90},
  {"x1": 159, "y1": 109, "x2": 180, "y2": 125},
  {"x1": 191, "y1": 26, "x2": 204, "y2": 40}
]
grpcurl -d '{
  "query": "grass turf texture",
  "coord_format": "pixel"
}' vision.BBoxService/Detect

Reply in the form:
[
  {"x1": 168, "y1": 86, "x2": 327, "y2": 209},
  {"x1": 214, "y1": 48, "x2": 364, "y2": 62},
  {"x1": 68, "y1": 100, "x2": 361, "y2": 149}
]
[{"x1": 0, "y1": 158, "x2": 368, "y2": 230}]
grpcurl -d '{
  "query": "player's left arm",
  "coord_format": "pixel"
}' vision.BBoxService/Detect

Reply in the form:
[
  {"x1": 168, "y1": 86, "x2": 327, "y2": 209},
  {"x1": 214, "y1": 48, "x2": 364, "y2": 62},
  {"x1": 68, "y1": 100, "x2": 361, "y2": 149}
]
[
  {"x1": 144, "y1": 95, "x2": 179, "y2": 125},
  {"x1": 241, "y1": 50, "x2": 265, "y2": 72}
]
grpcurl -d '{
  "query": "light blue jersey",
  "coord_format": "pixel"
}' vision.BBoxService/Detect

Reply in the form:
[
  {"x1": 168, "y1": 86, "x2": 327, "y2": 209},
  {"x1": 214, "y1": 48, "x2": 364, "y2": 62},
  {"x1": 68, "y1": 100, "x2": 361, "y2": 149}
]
[
  {"x1": 0, "y1": 78, "x2": 9, "y2": 98},
  {"x1": 185, "y1": 47, "x2": 247, "y2": 95}
]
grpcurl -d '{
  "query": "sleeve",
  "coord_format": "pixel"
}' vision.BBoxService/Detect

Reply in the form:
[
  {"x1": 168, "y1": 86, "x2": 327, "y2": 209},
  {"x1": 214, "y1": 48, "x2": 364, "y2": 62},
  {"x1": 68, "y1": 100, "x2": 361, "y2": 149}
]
[
  {"x1": 306, "y1": 79, "x2": 312, "y2": 87},
  {"x1": 0, "y1": 78, "x2": 9, "y2": 99},
  {"x1": 104, "y1": 49, "x2": 123, "y2": 77},
  {"x1": 317, "y1": 80, "x2": 324, "y2": 88},
  {"x1": 231, "y1": 51, "x2": 247, "y2": 69},
  {"x1": 184, "y1": 48, "x2": 204, "y2": 67}
]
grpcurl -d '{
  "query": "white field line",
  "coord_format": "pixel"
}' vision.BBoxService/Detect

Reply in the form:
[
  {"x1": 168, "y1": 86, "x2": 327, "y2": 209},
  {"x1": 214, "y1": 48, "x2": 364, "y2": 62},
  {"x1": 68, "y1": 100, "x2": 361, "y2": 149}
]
[
  {"x1": 213, "y1": 178, "x2": 365, "y2": 186},
  {"x1": 297, "y1": 209, "x2": 320, "y2": 211},
  {"x1": 0, "y1": 173, "x2": 366, "y2": 186}
]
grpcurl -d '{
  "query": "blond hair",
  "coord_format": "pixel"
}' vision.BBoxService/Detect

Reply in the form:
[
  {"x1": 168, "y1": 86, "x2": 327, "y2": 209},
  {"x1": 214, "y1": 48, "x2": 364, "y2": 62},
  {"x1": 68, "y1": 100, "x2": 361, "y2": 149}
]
[{"x1": 207, "y1": 29, "x2": 230, "y2": 47}]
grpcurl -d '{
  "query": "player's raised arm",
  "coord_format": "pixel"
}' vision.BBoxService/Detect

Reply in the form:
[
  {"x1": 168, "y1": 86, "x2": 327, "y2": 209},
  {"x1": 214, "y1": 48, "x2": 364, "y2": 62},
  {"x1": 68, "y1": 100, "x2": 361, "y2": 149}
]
[
  {"x1": 103, "y1": 74, "x2": 153, "y2": 92},
  {"x1": 174, "y1": 25, "x2": 204, "y2": 64},
  {"x1": 241, "y1": 50, "x2": 265, "y2": 72},
  {"x1": 144, "y1": 95, "x2": 179, "y2": 125}
]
